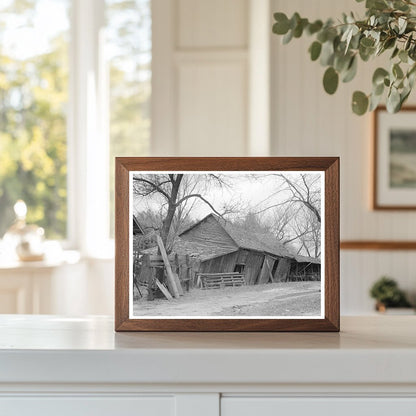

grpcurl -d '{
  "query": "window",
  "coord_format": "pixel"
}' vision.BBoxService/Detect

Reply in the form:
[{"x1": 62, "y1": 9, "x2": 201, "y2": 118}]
[
  {"x1": 0, "y1": 0, "x2": 70, "y2": 239},
  {"x1": 234, "y1": 264, "x2": 245, "y2": 273},
  {"x1": 0, "y1": 0, "x2": 151, "y2": 251},
  {"x1": 106, "y1": 0, "x2": 151, "y2": 237}
]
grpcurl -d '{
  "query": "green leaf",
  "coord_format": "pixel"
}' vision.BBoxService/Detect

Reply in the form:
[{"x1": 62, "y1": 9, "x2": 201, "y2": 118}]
[
  {"x1": 391, "y1": 47, "x2": 399, "y2": 59},
  {"x1": 383, "y1": 37, "x2": 396, "y2": 50},
  {"x1": 309, "y1": 41, "x2": 322, "y2": 61},
  {"x1": 387, "y1": 87, "x2": 401, "y2": 113},
  {"x1": 372, "y1": 68, "x2": 389, "y2": 86},
  {"x1": 400, "y1": 88, "x2": 411, "y2": 106},
  {"x1": 290, "y1": 12, "x2": 301, "y2": 30},
  {"x1": 317, "y1": 30, "x2": 328, "y2": 43},
  {"x1": 307, "y1": 20, "x2": 323, "y2": 35},
  {"x1": 282, "y1": 29, "x2": 293, "y2": 44},
  {"x1": 323, "y1": 67, "x2": 339, "y2": 95},
  {"x1": 352, "y1": 91, "x2": 369, "y2": 115},
  {"x1": 369, "y1": 92, "x2": 383, "y2": 111},
  {"x1": 360, "y1": 37, "x2": 375, "y2": 48},
  {"x1": 293, "y1": 18, "x2": 308, "y2": 38},
  {"x1": 335, "y1": 51, "x2": 354, "y2": 73},
  {"x1": 273, "y1": 13, "x2": 290, "y2": 35},
  {"x1": 342, "y1": 56, "x2": 357, "y2": 83},
  {"x1": 399, "y1": 49, "x2": 408, "y2": 63},
  {"x1": 374, "y1": 83, "x2": 385, "y2": 96},
  {"x1": 393, "y1": 63, "x2": 404, "y2": 79},
  {"x1": 320, "y1": 40, "x2": 335, "y2": 66},
  {"x1": 393, "y1": 0, "x2": 410, "y2": 11},
  {"x1": 366, "y1": 0, "x2": 388, "y2": 10}
]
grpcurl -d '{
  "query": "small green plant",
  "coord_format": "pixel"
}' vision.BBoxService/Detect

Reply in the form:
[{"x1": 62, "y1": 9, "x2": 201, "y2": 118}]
[
  {"x1": 370, "y1": 276, "x2": 411, "y2": 308},
  {"x1": 272, "y1": 0, "x2": 416, "y2": 115}
]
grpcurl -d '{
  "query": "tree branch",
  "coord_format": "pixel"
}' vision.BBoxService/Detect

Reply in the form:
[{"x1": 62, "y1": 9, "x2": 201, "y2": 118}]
[
  {"x1": 174, "y1": 193, "x2": 223, "y2": 217},
  {"x1": 133, "y1": 177, "x2": 170, "y2": 200}
]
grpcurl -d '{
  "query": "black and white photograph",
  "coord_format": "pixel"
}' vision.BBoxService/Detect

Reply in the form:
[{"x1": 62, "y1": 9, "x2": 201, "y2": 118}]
[{"x1": 129, "y1": 171, "x2": 324, "y2": 319}]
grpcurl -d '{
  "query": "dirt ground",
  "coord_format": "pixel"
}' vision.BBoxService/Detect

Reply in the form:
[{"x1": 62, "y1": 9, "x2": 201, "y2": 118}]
[{"x1": 133, "y1": 281, "x2": 321, "y2": 317}]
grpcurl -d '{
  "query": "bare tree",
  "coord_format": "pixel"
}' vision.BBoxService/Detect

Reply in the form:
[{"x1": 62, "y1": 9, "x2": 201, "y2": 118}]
[
  {"x1": 254, "y1": 173, "x2": 321, "y2": 257},
  {"x1": 277, "y1": 174, "x2": 321, "y2": 224},
  {"x1": 133, "y1": 173, "x2": 232, "y2": 251}
]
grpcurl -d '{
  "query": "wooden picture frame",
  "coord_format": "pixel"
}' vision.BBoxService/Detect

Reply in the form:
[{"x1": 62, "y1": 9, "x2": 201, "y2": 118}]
[
  {"x1": 115, "y1": 157, "x2": 339, "y2": 332},
  {"x1": 373, "y1": 106, "x2": 416, "y2": 210}
]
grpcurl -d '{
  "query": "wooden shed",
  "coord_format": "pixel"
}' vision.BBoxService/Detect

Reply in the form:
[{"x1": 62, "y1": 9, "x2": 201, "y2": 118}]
[
  {"x1": 289, "y1": 254, "x2": 321, "y2": 281},
  {"x1": 178, "y1": 214, "x2": 294, "y2": 285}
]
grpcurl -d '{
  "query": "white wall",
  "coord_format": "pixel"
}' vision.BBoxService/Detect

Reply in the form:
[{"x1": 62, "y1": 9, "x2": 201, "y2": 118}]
[{"x1": 271, "y1": 0, "x2": 416, "y2": 313}]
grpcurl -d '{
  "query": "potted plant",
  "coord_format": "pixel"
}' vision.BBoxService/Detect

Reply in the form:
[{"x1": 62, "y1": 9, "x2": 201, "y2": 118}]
[{"x1": 369, "y1": 276, "x2": 413, "y2": 313}]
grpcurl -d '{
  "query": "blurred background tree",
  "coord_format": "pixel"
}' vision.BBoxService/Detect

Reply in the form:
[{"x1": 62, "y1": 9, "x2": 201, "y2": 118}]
[{"x1": 0, "y1": 0, "x2": 69, "y2": 238}]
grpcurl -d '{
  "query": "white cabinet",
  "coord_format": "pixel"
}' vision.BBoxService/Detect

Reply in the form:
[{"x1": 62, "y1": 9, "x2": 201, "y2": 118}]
[
  {"x1": 1, "y1": 396, "x2": 175, "y2": 416},
  {"x1": 0, "y1": 316, "x2": 416, "y2": 416},
  {"x1": 222, "y1": 398, "x2": 416, "y2": 416}
]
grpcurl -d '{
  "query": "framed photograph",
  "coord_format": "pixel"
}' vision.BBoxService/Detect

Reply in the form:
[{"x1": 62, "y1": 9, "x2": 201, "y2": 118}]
[
  {"x1": 115, "y1": 157, "x2": 339, "y2": 332},
  {"x1": 374, "y1": 106, "x2": 416, "y2": 210}
]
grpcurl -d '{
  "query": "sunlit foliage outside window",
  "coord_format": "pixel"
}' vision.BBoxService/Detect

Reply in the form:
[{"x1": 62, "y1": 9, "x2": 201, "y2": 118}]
[{"x1": 0, "y1": 0, "x2": 70, "y2": 238}]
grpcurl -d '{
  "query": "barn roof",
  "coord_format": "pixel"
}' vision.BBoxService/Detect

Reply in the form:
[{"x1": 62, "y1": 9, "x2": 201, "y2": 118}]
[
  {"x1": 142, "y1": 238, "x2": 238, "y2": 261},
  {"x1": 294, "y1": 254, "x2": 321, "y2": 264},
  {"x1": 180, "y1": 214, "x2": 293, "y2": 259}
]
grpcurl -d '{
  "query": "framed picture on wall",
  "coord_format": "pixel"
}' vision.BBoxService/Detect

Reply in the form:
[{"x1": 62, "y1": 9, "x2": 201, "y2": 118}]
[
  {"x1": 115, "y1": 157, "x2": 339, "y2": 332},
  {"x1": 374, "y1": 106, "x2": 416, "y2": 209}
]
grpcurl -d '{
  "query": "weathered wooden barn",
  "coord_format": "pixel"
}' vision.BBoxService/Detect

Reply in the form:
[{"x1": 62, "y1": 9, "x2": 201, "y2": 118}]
[
  {"x1": 289, "y1": 254, "x2": 321, "y2": 281},
  {"x1": 178, "y1": 214, "x2": 295, "y2": 285}
]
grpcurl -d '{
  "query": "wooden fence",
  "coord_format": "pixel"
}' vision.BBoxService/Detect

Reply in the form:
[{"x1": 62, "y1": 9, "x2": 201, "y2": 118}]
[
  {"x1": 196, "y1": 272, "x2": 246, "y2": 290},
  {"x1": 134, "y1": 253, "x2": 200, "y2": 295}
]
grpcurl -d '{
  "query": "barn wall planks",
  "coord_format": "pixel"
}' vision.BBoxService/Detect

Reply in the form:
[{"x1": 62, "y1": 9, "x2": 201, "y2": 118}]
[
  {"x1": 257, "y1": 255, "x2": 276, "y2": 285},
  {"x1": 274, "y1": 258, "x2": 291, "y2": 282},
  {"x1": 271, "y1": 0, "x2": 416, "y2": 314},
  {"x1": 180, "y1": 216, "x2": 238, "y2": 251},
  {"x1": 244, "y1": 251, "x2": 265, "y2": 285},
  {"x1": 200, "y1": 252, "x2": 239, "y2": 274}
]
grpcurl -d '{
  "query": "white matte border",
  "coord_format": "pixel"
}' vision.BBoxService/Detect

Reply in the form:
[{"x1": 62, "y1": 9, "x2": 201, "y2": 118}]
[{"x1": 129, "y1": 171, "x2": 325, "y2": 320}]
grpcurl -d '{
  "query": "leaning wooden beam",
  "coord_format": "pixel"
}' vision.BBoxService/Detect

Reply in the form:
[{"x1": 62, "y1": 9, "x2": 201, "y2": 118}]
[
  {"x1": 156, "y1": 235, "x2": 180, "y2": 298},
  {"x1": 154, "y1": 278, "x2": 173, "y2": 300},
  {"x1": 173, "y1": 272, "x2": 184, "y2": 296}
]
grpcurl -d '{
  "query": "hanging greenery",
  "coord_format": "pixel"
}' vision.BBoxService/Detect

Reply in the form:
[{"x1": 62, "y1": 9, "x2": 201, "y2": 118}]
[{"x1": 272, "y1": 0, "x2": 416, "y2": 115}]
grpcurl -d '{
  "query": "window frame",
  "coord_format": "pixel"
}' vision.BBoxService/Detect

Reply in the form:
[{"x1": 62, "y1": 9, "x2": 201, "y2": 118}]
[{"x1": 67, "y1": 0, "x2": 111, "y2": 257}]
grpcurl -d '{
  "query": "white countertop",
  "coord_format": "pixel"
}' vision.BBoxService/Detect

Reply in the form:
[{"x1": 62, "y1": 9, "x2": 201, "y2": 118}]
[{"x1": 0, "y1": 315, "x2": 415, "y2": 386}]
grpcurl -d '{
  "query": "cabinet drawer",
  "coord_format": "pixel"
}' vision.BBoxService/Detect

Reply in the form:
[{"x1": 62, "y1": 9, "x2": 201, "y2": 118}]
[
  {"x1": 221, "y1": 397, "x2": 416, "y2": 416},
  {"x1": 0, "y1": 396, "x2": 175, "y2": 416}
]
